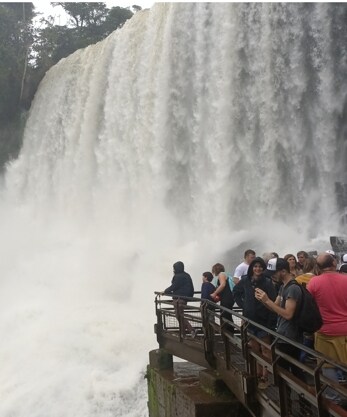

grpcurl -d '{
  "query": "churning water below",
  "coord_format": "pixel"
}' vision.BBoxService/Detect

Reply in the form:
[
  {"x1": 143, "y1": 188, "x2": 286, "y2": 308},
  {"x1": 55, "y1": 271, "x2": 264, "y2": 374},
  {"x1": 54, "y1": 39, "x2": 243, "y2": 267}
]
[{"x1": 0, "y1": 3, "x2": 347, "y2": 416}]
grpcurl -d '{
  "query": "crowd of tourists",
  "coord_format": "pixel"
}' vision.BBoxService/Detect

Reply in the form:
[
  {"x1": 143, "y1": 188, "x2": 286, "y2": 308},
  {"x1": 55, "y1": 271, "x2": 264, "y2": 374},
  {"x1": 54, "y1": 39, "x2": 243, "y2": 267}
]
[{"x1": 162, "y1": 249, "x2": 347, "y2": 405}]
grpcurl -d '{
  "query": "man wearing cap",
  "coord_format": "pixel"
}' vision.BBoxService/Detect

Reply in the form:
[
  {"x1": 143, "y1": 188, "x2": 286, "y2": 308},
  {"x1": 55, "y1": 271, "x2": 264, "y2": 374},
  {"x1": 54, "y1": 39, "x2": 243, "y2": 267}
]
[
  {"x1": 307, "y1": 252, "x2": 347, "y2": 404},
  {"x1": 255, "y1": 258, "x2": 310, "y2": 414},
  {"x1": 262, "y1": 254, "x2": 281, "y2": 295},
  {"x1": 255, "y1": 258, "x2": 303, "y2": 374}
]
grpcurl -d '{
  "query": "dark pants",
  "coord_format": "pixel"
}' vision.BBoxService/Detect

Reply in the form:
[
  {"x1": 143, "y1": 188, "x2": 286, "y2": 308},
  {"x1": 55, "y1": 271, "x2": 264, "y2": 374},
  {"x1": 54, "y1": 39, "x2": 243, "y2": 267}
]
[
  {"x1": 220, "y1": 296, "x2": 235, "y2": 334},
  {"x1": 300, "y1": 333, "x2": 314, "y2": 363},
  {"x1": 278, "y1": 343, "x2": 304, "y2": 379},
  {"x1": 173, "y1": 299, "x2": 193, "y2": 335},
  {"x1": 221, "y1": 310, "x2": 234, "y2": 334}
]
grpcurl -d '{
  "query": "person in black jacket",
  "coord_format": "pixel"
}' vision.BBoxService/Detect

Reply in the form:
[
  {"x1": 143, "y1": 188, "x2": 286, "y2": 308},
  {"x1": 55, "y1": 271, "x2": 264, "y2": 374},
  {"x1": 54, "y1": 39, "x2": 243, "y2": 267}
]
[
  {"x1": 163, "y1": 261, "x2": 196, "y2": 338},
  {"x1": 234, "y1": 257, "x2": 277, "y2": 389}
]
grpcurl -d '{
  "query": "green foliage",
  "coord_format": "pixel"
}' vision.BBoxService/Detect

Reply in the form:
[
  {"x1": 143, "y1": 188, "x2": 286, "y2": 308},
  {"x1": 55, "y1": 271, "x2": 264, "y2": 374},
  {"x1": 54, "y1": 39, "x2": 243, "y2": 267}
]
[
  {"x1": 53, "y1": 2, "x2": 108, "y2": 28},
  {"x1": 34, "y1": 24, "x2": 76, "y2": 71},
  {"x1": 0, "y1": 3, "x2": 35, "y2": 121},
  {"x1": 103, "y1": 6, "x2": 134, "y2": 36},
  {"x1": 34, "y1": 3, "x2": 135, "y2": 71}
]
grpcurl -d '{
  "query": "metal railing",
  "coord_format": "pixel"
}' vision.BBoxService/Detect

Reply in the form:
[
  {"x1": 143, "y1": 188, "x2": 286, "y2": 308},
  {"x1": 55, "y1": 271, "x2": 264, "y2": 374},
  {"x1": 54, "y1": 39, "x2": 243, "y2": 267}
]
[{"x1": 154, "y1": 292, "x2": 347, "y2": 417}]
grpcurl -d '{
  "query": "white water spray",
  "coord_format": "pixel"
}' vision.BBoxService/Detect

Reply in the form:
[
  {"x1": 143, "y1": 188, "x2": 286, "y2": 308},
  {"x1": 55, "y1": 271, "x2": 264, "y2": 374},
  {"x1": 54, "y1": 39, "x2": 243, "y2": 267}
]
[{"x1": 0, "y1": 3, "x2": 346, "y2": 416}]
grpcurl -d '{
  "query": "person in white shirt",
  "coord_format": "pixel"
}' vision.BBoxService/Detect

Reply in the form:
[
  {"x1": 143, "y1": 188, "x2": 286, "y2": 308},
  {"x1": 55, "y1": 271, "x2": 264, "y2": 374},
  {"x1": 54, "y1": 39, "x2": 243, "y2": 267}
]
[{"x1": 233, "y1": 249, "x2": 256, "y2": 285}]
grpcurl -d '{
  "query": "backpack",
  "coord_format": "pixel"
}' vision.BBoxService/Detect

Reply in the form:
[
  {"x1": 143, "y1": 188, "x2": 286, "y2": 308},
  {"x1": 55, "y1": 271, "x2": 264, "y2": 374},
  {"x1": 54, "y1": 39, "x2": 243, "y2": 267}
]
[
  {"x1": 287, "y1": 280, "x2": 323, "y2": 333},
  {"x1": 227, "y1": 274, "x2": 235, "y2": 291},
  {"x1": 213, "y1": 273, "x2": 235, "y2": 291}
]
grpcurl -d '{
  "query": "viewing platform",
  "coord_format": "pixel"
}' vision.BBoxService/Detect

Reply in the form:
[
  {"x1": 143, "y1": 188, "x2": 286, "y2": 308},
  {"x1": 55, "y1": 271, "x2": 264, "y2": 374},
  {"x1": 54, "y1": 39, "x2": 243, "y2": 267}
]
[{"x1": 147, "y1": 293, "x2": 347, "y2": 417}]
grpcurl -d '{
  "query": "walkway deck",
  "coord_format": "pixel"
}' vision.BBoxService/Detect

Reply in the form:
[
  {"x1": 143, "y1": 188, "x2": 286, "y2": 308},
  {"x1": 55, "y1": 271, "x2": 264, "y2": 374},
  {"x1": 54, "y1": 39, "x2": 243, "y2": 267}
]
[{"x1": 154, "y1": 294, "x2": 347, "y2": 417}]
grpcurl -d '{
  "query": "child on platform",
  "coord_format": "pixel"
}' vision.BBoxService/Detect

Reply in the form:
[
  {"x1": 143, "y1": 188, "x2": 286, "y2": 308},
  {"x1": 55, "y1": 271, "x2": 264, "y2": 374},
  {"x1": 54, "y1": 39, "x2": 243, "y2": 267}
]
[{"x1": 201, "y1": 271, "x2": 215, "y2": 302}]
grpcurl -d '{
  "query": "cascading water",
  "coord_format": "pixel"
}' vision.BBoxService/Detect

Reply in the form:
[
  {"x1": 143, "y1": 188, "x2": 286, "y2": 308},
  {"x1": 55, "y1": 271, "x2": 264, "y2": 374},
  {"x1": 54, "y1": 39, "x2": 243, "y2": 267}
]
[{"x1": 0, "y1": 3, "x2": 346, "y2": 416}]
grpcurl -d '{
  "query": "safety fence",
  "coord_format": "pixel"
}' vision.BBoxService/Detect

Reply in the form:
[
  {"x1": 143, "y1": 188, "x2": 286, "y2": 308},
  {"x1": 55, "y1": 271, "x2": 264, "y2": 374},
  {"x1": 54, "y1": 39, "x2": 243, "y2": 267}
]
[{"x1": 154, "y1": 292, "x2": 347, "y2": 417}]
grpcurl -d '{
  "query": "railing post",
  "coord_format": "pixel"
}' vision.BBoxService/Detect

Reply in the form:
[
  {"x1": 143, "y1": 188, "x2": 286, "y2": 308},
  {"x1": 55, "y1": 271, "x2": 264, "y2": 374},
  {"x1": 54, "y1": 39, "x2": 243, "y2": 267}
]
[
  {"x1": 201, "y1": 302, "x2": 216, "y2": 367},
  {"x1": 245, "y1": 331, "x2": 257, "y2": 379},
  {"x1": 314, "y1": 360, "x2": 330, "y2": 417},
  {"x1": 154, "y1": 294, "x2": 164, "y2": 348}
]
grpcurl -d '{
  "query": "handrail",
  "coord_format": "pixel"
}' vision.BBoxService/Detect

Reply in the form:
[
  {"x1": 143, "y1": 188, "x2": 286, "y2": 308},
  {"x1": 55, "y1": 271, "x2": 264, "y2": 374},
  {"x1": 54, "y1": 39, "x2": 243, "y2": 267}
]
[{"x1": 154, "y1": 292, "x2": 347, "y2": 417}]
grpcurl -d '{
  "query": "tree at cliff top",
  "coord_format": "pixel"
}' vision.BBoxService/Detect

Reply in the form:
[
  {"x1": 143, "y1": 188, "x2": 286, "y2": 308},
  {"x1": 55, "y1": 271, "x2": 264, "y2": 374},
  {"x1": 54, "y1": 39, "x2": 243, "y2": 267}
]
[
  {"x1": 0, "y1": 3, "x2": 35, "y2": 122},
  {"x1": 0, "y1": 3, "x2": 36, "y2": 168},
  {"x1": 34, "y1": 2, "x2": 135, "y2": 74}
]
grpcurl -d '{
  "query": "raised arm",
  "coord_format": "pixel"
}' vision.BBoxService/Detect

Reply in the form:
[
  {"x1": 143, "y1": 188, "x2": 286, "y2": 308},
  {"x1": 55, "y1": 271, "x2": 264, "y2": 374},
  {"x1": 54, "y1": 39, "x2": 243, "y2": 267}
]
[{"x1": 254, "y1": 288, "x2": 297, "y2": 320}]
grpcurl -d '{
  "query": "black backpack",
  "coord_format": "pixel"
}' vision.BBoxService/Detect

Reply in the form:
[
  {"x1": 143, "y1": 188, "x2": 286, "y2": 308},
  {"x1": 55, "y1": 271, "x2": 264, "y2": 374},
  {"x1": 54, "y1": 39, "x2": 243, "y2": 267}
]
[{"x1": 287, "y1": 280, "x2": 323, "y2": 333}]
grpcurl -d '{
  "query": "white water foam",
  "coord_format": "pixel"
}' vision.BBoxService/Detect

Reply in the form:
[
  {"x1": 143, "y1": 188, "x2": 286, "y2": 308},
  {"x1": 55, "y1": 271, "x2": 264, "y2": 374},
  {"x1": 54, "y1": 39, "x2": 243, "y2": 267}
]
[{"x1": 0, "y1": 3, "x2": 346, "y2": 416}]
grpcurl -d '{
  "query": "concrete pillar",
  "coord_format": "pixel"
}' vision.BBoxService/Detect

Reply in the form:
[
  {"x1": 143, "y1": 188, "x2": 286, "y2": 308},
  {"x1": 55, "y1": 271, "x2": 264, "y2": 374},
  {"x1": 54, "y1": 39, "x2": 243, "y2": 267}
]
[{"x1": 147, "y1": 354, "x2": 250, "y2": 417}]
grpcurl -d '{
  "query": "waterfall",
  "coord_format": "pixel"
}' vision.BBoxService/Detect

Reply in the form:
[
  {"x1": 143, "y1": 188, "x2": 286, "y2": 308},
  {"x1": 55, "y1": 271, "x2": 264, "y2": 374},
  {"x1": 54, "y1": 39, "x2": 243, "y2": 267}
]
[{"x1": 0, "y1": 3, "x2": 346, "y2": 416}]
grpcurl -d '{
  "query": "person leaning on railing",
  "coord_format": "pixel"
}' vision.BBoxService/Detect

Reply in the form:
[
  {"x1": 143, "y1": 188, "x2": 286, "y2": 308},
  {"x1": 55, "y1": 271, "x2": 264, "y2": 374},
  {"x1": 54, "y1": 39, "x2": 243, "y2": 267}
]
[{"x1": 161, "y1": 261, "x2": 197, "y2": 338}]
